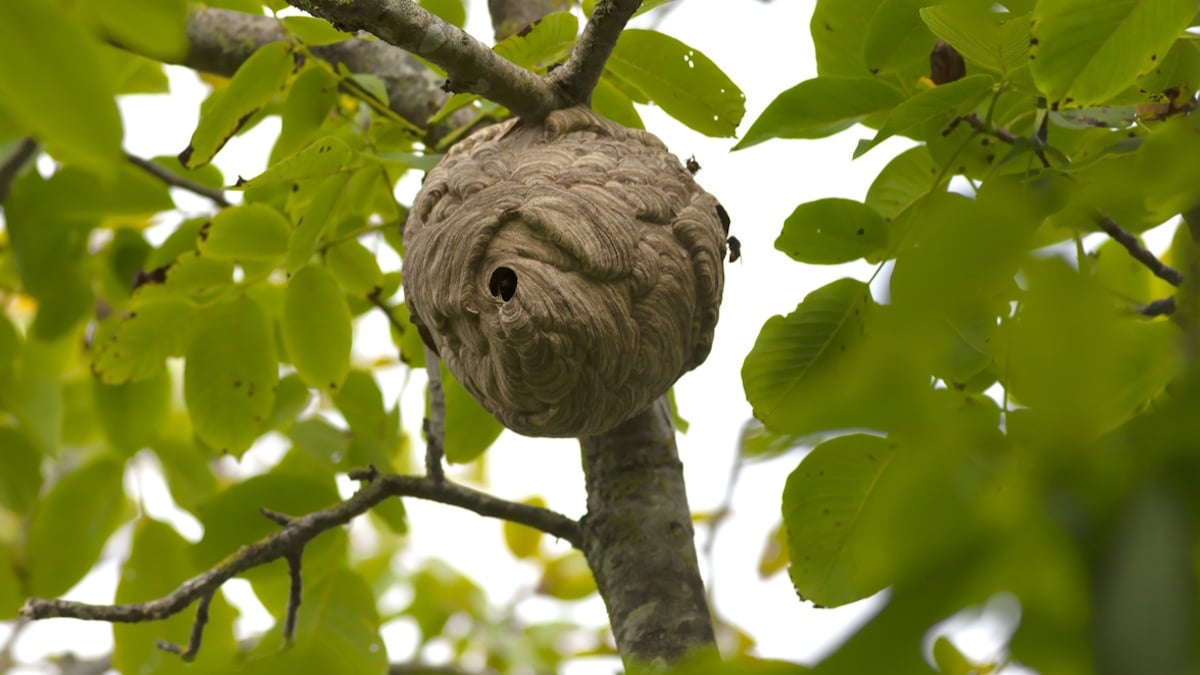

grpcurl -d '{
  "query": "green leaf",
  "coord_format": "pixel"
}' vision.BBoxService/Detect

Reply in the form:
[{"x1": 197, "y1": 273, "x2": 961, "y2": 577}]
[
  {"x1": 1030, "y1": 0, "x2": 1198, "y2": 105},
  {"x1": 783, "y1": 434, "x2": 898, "y2": 606},
  {"x1": 266, "y1": 373, "x2": 312, "y2": 430},
  {"x1": 0, "y1": 425, "x2": 43, "y2": 515},
  {"x1": 93, "y1": 370, "x2": 171, "y2": 456},
  {"x1": 91, "y1": 0, "x2": 189, "y2": 62},
  {"x1": 735, "y1": 77, "x2": 903, "y2": 150},
  {"x1": 180, "y1": 41, "x2": 296, "y2": 169},
  {"x1": 281, "y1": 15, "x2": 352, "y2": 46},
  {"x1": 92, "y1": 297, "x2": 196, "y2": 383},
  {"x1": 152, "y1": 438, "x2": 219, "y2": 512},
  {"x1": 273, "y1": 66, "x2": 340, "y2": 163},
  {"x1": 919, "y1": 4, "x2": 1031, "y2": 74},
  {"x1": 27, "y1": 455, "x2": 126, "y2": 597},
  {"x1": 244, "y1": 568, "x2": 387, "y2": 675},
  {"x1": 420, "y1": 0, "x2": 467, "y2": 28},
  {"x1": 325, "y1": 239, "x2": 384, "y2": 298},
  {"x1": 286, "y1": 173, "x2": 351, "y2": 273},
  {"x1": 113, "y1": 519, "x2": 239, "y2": 674},
  {"x1": 494, "y1": 12, "x2": 578, "y2": 71},
  {"x1": 775, "y1": 198, "x2": 888, "y2": 264},
  {"x1": 290, "y1": 417, "x2": 351, "y2": 466},
  {"x1": 854, "y1": 74, "x2": 994, "y2": 157},
  {"x1": 333, "y1": 370, "x2": 390, "y2": 439},
  {"x1": 864, "y1": 145, "x2": 947, "y2": 221},
  {"x1": 811, "y1": 0, "x2": 886, "y2": 77},
  {"x1": 864, "y1": 0, "x2": 938, "y2": 76},
  {"x1": 0, "y1": 0, "x2": 122, "y2": 173},
  {"x1": 199, "y1": 204, "x2": 290, "y2": 262},
  {"x1": 283, "y1": 264, "x2": 353, "y2": 391},
  {"x1": 607, "y1": 29, "x2": 745, "y2": 137},
  {"x1": 241, "y1": 136, "x2": 354, "y2": 190},
  {"x1": 1004, "y1": 259, "x2": 1182, "y2": 441},
  {"x1": 0, "y1": 545, "x2": 21, "y2": 619},
  {"x1": 591, "y1": 74, "x2": 645, "y2": 129},
  {"x1": 441, "y1": 364, "x2": 504, "y2": 464},
  {"x1": 184, "y1": 295, "x2": 278, "y2": 456}
]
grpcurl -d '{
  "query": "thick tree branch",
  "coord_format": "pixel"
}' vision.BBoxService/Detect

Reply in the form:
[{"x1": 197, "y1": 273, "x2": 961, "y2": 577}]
[
  {"x1": 181, "y1": 8, "x2": 455, "y2": 134},
  {"x1": 1098, "y1": 215, "x2": 1185, "y2": 287},
  {"x1": 283, "y1": 0, "x2": 560, "y2": 118},
  {"x1": 126, "y1": 153, "x2": 231, "y2": 207},
  {"x1": 549, "y1": 0, "x2": 642, "y2": 104},
  {"x1": 579, "y1": 395, "x2": 716, "y2": 667},
  {"x1": 21, "y1": 472, "x2": 580, "y2": 630},
  {"x1": 0, "y1": 137, "x2": 37, "y2": 205}
]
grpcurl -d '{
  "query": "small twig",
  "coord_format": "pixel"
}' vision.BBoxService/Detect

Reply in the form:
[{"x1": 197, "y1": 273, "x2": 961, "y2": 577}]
[
  {"x1": 1138, "y1": 296, "x2": 1177, "y2": 317},
  {"x1": 550, "y1": 0, "x2": 643, "y2": 103},
  {"x1": 126, "y1": 153, "x2": 231, "y2": 207},
  {"x1": 960, "y1": 113, "x2": 1016, "y2": 144},
  {"x1": 22, "y1": 472, "x2": 581, "y2": 642},
  {"x1": 424, "y1": 344, "x2": 447, "y2": 481},
  {"x1": 1097, "y1": 215, "x2": 1184, "y2": 287},
  {"x1": 156, "y1": 591, "x2": 213, "y2": 662},
  {"x1": 283, "y1": 552, "x2": 303, "y2": 643},
  {"x1": 259, "y1": 507, "x2": 294, "y2": 527},
  {"x1": 348, "y1": 464, "x2": 380, "y2": 482},
  {"x1": 0, "y1": 137, "x2": 37, "y2": 204}
]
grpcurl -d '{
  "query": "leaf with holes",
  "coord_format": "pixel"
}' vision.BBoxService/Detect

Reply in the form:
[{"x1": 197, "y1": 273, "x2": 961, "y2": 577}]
[
  {"x1": 607, "y1": 29, "x2": 744, "y2": 137},
  {"x1": 184, "y1": 295, "x2": 278, "y2": 456},
  {"x1": 776, "y1": 198, "x2": 888, "y2": 264}
]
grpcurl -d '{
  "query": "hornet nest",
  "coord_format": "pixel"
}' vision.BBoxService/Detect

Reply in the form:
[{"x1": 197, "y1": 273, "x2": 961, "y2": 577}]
[{"x1": 403, "y1": 106, "x2": 727, "y2": 437}]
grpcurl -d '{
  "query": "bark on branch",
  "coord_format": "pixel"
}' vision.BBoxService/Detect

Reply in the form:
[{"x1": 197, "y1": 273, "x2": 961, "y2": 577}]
[{"x1": 579, "y1": 395, "x2": 716, "y2": 667}]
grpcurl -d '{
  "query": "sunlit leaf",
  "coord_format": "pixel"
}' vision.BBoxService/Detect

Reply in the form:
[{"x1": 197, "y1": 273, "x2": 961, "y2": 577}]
[
  {"x1": 283, "y1": 263, "x2": 352, "y2": 391},
  {"x1": 325, "y1": 238, "x2": 384, "y2": 298},
  {"x1": 181, "y1": 42, "x2": 296, "y2": 168},
  {"x1": 198, "y1": 203, "x2": 290, "y2": 262},
  {"x1": 91, "y1": 0, "x2": 189, "y2": 62},
  {"x1": 93, "y1": 297, "x2": 194, "y2": 384},
  {"x1": 537, "y1": 552, "x2": 597, "y2": 600},
  {"x1": 281, "y1": 15, "x2": 352, "y2": 46},
  {"x1": 286, "y1": 173, "x2": 351, "y2": 274},
  {"x1": 591, "y1": 74, "x2": 645, "y2": 129},
  {"x1": 1030, "y1": 0, "x2": 1197, "y2": 104},
  {"x1": 184, "y1": 295, "x2": 278, "y2": 456},
  {"x1": 441, "y1": 364, "x2": 504, "y2": 463},
  {"x1": 864, "y1": 0, "x2": 938, "y2": 76},
  {"x1": 93, "y1": 369, "x2": 171, "y2": 456},
  {"x1": 607, "y1": 29, "x2": 744, "y2": 137},
  {"x1": 504, "y1": 496, "x2": 546, "y2": 559},
  {"x1": 864, "y1": 145, "x2": 947, "y2": 221},
  {"x1": 27, "y1": 455, "x2": 126, "y2": 597},
  {"x1": 920, "y1": 3, "x2": 1031, "y2": 74},
  {"x1": 494, "y1": 12, "x2": 577, "y2": 71},
  {"x1": 420, "y1": 0, "x2": 467, "y2": 28},
  {"x1": 854, "y1": 74, "x2": 993, "y2": 157},
  {"x1": 240, "y1": 136, "x2": 354, "y2": 190}
]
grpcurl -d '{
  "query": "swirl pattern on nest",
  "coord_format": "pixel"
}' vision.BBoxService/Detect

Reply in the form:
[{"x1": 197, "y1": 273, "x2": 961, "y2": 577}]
[{"x1": 403, "y1": 106, "x2": 726, "y2": 437}]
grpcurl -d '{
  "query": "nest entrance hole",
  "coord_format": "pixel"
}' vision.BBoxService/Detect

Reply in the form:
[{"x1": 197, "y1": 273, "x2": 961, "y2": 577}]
[{"x1": 489, "y1": 267, "x2": 518, "y2": 302}]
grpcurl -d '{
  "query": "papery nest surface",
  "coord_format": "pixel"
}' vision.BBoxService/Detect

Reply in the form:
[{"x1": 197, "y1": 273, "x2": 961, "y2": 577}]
[{"x1": 403, "y1": 106, "x2": 727, "y2": 437}]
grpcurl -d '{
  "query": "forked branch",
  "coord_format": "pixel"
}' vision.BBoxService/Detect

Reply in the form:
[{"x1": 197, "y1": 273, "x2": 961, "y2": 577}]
[{"x1": 21, "y1": 471, "x2": 580, "y2": 659}]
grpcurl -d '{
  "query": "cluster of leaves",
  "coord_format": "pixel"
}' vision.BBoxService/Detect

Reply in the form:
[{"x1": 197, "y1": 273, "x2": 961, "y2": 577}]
[
  {"x1": 728, "y1": 0, "x2": 1200, "y2": 673},
  {"x1": 0, "y1": 0, "x2": 750, "y2": 672}
]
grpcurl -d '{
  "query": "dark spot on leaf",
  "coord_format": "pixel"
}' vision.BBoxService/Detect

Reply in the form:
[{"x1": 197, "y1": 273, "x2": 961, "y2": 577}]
[
  {"x1": 291, "y1": 183, "x2": 300, "y2": 192},
  {"x1": 1151, "y1": 54, "x2": 1157, "y2": 61},
  {"x1": 131, "y1": 265, "x2": 169, "y2": 291},
  {"x1": 867, "y1": 454, "x2": 876, "y2": 461},
  {"x1": 869, "y1": 68, "x2": 879, "y2": 75},
  {"x1": 823, "y1": 22, "x2": 832, "y2": 31},
  {"x1": 233, "y1": 380, "x2": 242, "y2": 388},
  {"x1": 986, "y1": 154, "x2": 995, "y2": 164},
  {"x1": 1030, "y1": 37, "x2": 1039, "y2": 46},
  {"x1": 856, "y1": 228, "x2": 864, "y2": 235},
  {"x1": 329, "y1": 382, "x2": 337, "y2": 390},
  {"x1": 823, "y1": 508, "x2": 830, "y2": 515}
]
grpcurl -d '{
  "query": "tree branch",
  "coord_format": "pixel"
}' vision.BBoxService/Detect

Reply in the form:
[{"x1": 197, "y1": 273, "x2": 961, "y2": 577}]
[
  {"x1": 0, "y1": 137, "x2": 37, "y2": 205},
  {"x1": 549, "y1": 0, "x2": 642, "y2": 104},
  {"x1": 21, "y1": 472, "x2": 580, "y2": 636},
  {"x1": 283, "y1": 0, "x2": 560, "y2": 118},
  {"x1": 126, "y1": 153, "x2": 231, "y2": 207},
  {"x1": 1138, "y1": 296, "x2": 1177, "y2": 317},
  {"x1": 423, "y1": 345, "x2": 447, "y2": 480},
  {"x1": 181, "y1": 8, "x2": 458, "y2": 135},
  {"x1": 579, "y1": 395, "x2": 716, "y2": 667},
  {"x1": 1098, "y1": 215, "x2": 1185, "y2": 287}
]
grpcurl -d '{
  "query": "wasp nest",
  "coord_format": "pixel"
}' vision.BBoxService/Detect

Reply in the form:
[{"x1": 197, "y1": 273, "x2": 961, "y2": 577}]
[{"x1": 403, "y1": 106, "x2": 726, "y2": 437}]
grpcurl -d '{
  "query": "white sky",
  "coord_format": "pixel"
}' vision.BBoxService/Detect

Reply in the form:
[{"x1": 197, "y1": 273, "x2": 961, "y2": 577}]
[{"x1": 3, "y1": 1, "x2": 1031, "y2": 672}]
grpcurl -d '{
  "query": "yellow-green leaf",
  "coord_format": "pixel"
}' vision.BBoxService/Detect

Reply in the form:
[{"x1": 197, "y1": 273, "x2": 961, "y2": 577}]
[
  {"x1": 284, "y1": 264, "x2": 353, "y2": 391},
  {"x1": 91, "y1": 0, "x2": 189, "y2": 62},
  {"x1": 184, "y1": 295, "x2": 278, "y2": 456},
  {"x1": 241, "y1": 136, "x2": 354, "y2": 190},
  {"x1": 0, "y1": 0, "x2": 122, "y2": 173},
  {"x1": 280, "y1": 15, "x2": 352, "y2": 46},
  {"x1": 199, "y1": 204, "x2": 291, "y2": 262},
  {"x1": 537, "y1": 552, "x2": 597, "y2": 600},
  {"x1": 0, "y1": 425, "x2": 43, "y2": 515},
  {"x1": 92, "y1": 370, "x2": 171, "y2": 456},
  {"x1": 325, "y1": 239, "x2": 384, "y2": 297},
  {"x1": 180, "y1": 41, "x2": 296, "y2": 168},
  {"x1": 27, "y1": 455, "x2": 126, "y2": 597},
  {"x1": 503, "y1": 496, "x2": 546, "y2": 559},
  {"x1": 92, "y1": 297, "x2": 196, "y2": 384}
]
